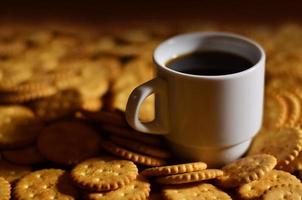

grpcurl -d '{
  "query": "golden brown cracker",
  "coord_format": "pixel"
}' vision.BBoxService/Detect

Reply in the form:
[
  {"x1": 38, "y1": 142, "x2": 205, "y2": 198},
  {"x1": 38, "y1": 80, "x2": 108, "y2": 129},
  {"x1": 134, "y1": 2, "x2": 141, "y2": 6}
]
[
  {"x1": 0, "y1": 177, "x2": 11, "y2": 200},
  {"x1": 141, "y1": 162, "x2": 207, "y2": 177},
  {"x1": 266, "y1": 77, "x2": 301, "y2": 92},
  {"x1": 34, "y1": 66, "x2": 77, "y2": 86},
  {"x1": 31, "y1": 90, "x2": 82, "y2": 122},
  {"x1": 0, "y1": 87, "x2": 57, "y2": 103},
  {"x1": 14, "y1": 169, "x2": 79, "y2": 200},
  {"x1": 0, "y1": 80, "x2": 53, "y2": 93},
  {"x1": 94, "y1": 57, "x2": 122, "y2": 81},
  {"x1": 263, "y1": 92, "x2": 287, "y2": 129},
  {"x1": 101, "y1": 140, "x2": 166, "y2": 166},
  {"x1": 218, "y1": 154, "x2": 277, "y2": 188},
  {"x1": 238, "y1": 170, "x2": 301, "y2": 199},
  {"x1": 72, "y1": 60, "x2": 110, "y2": 99},
  {"x1": 262, "y1": 184, "x2": 302, "y2": 200},
  {"x1": 247, "y1": 127, "x2": 302, "y2": 169},
  {"x1": 86, "y1": 176, "x2": 150, "y2": 200},
  {"x1": 0, "y1": 106, "x2": 43, "y2": 149},
  {"x1": 109, "y1": 135, "x2": 171, "y2": 159},
  {"x1": 2, "y1": 146, "x2": 45, "y2": 165},
  {"x1": 0, "y1": 66, "x2": 32, "y2": 89},
  {"x1": 71, "y1": 157, "x2": 138, "y2": 192},
  {"x1": 162, "y1": 183, "x2": 232, "y2": 200},
  {"x1": 156, "y1": 169, "x2": 223, "y2": 185},
  {"x1": 37, "y1": 121, "x2": 101, "y2": 165},
  {"x1": 280, "y1": 91, "x2": 301, "y2": 127}
]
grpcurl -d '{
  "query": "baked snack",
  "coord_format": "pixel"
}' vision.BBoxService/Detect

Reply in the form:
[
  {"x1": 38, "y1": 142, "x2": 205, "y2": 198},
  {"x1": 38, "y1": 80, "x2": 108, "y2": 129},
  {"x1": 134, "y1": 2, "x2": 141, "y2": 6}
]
[
  {"x1": 0, "y1": 177, "x2": 11, "y2": 200},
  {"x1": 14, "y1": 169, "x2": 79, "y2": 200},
  {"x1": 0, "y1": 106, "x2": 43, "y2": 149},
  {"x1": 37, "y1": 121, "x2": 101, "y2": 165},
  {"x1": 85, "y1": 176, "x2": 150, "y2": 200},
  {"x1": 162, "y1": 183, "x2": 232, "y2": 200},
  {"x1": 238, "y1": 170, "x2": 301, "y2": 199},
  {"x1": 156, "y1": 169, "x2": 223, "y2": 185},
  {"x1": 101, "y1": 140, "x2": 166, "y2": 166},
  {"x1": 141, "y1": 162, "x2": 207, "y2": 177},
  {"x1": 71, "y1": 157, "x2": 138, "y2": 192},
  {"x1": 218, "y1": 154, "x2": 277, "y2": 188}
]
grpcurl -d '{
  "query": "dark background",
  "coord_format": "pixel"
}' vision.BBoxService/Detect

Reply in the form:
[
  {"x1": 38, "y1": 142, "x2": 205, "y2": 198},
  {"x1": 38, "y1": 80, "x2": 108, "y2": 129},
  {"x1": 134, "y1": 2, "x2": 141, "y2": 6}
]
[{"x1": 0, "y1": 0, "x2": 302, "y2": 25}]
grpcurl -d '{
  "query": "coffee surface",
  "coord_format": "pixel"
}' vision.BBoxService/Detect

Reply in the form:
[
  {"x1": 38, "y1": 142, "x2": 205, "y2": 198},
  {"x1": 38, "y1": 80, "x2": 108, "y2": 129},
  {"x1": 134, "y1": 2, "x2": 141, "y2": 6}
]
[{"x1": 166, "y1": 51, "x2": 253, "y2": 76}]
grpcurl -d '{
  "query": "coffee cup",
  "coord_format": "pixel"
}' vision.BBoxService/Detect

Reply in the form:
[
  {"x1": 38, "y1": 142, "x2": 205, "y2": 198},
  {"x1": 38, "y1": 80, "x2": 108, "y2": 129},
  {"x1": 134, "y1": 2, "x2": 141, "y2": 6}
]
[{"x1": 125, "y1": 32, "x2": 265, "y2": 167}]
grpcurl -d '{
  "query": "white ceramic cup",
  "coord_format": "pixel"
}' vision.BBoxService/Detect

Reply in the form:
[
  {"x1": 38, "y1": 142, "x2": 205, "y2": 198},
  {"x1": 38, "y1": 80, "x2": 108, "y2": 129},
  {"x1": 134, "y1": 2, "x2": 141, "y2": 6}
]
[{"x1": 126, "y1": 32, "x2": 265, "y2": 167}]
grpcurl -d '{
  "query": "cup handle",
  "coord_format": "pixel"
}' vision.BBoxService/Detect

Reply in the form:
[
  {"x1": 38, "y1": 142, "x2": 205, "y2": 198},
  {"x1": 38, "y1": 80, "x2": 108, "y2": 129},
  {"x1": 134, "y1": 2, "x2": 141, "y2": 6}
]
[{"x1": 126, "y1": 78, "x2": 169, "y2": 135}]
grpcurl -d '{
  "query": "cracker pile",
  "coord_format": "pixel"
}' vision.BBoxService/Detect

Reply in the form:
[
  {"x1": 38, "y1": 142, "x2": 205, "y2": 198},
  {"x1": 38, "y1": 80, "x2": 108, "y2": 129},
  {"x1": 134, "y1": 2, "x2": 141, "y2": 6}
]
[{"x1": 0, "y1": 23, "x2": 302, "y2": 199}]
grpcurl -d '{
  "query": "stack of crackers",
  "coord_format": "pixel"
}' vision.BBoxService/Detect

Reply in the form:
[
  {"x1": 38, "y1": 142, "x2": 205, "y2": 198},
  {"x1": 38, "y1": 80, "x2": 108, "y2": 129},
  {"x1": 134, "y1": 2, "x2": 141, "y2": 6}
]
[{"x1": 0, "y1": 22, "x2": 302, "y2": 199}]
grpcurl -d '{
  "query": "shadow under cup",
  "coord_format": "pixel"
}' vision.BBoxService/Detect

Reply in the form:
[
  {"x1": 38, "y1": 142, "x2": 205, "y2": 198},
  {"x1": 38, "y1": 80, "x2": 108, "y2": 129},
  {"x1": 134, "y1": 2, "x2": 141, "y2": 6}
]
[{"x1": 153, "y1": 32, "x2": 265, "y2": 167}]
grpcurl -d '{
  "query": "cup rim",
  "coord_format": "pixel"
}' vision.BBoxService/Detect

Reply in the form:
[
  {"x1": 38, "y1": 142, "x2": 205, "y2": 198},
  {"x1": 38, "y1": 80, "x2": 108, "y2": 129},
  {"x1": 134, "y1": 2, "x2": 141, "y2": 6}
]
[{"x1": 153, "y1": 31, "x2": 265, "y2": 80}]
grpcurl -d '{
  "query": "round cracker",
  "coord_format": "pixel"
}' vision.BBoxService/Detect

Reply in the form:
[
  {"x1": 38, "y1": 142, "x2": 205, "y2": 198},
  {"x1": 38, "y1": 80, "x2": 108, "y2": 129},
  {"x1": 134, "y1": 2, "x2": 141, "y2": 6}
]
[
  {"x1": 262, "y1": 184, "x2": 302, "y2": 200},
  {"x1": 218, "y1": 154, "x2": 277, "y2": 188},
  {"x1": 86, "y1": 176, "x2": 150, "y2": 200},
  {"x1": 0, "y1": 160, "x2": 31, "y2": 183},
  {"x1": 2, "y1": 146, "x2": 45, "y2": 165},
  {"x1": 248, "y1": 127, "x2": 302, "y2": 169},
  {"x1": 14, "y1": 169, "x2": 79, "y2": 200},
  {"x1": 162, "y1": 183, "x2": 231, "y2": 200},
  {"x1": 35, "y1": 66, "x2": 77, "y2": 88},
  {"x1": 94, "y1": 57, "x2": 122, "y2": 81},
  {"x1": 0, "y1": 177, "x2": 11, "y2": 200},
  {"x1": 263, "y1": 92, "x2": 287, "y2": 129},
  {"x1": 141, "y1": 162, "x2": 207, "y2": 177},
  {"x1": 37, "y1": 121, "x2": 101, "y2": 165},
  {"x1": 280, "y1": 91, "x2": 301, "y2": 127},
  {"x1": 101, "y1": 125, "x2": 162, "y2": 146},
  {"x1": 0, "y1": 106, "x2": 43, "y2": 149},
  {"x1": 238, "y1": 170, "x2": 301, "y2": 199},
  {"x1": 71, "y1": 157, "x2": 138, "y2": 192},
  {"x1": 0, "y1": 87, "x2": 57, "y2": 103},
  {"x1": 0, "y1": 80, "x2": 53, "y2": 93},
  {"x1": 74, "y1": 62, "x2": 110, "y2": 99},
  {"x1": 110, "y1": 135, "x2": 171, "y2": 159},
  {"x1": 31, "y1": 90, "x2": 82, "y2": 122},
  {"x1": 156, "y1": 169, "x2": 223, "y2": 185},
  {"x1": 101, "y1": 140, "x2": 166, "y2": 166}
]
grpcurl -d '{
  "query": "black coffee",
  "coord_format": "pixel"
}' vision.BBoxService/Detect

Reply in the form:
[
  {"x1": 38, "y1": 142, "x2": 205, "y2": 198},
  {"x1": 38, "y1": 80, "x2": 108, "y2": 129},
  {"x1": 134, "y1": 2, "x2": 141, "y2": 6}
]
[{"x1": 166, "y1": 51, "x2": 253, "y2": 76}]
